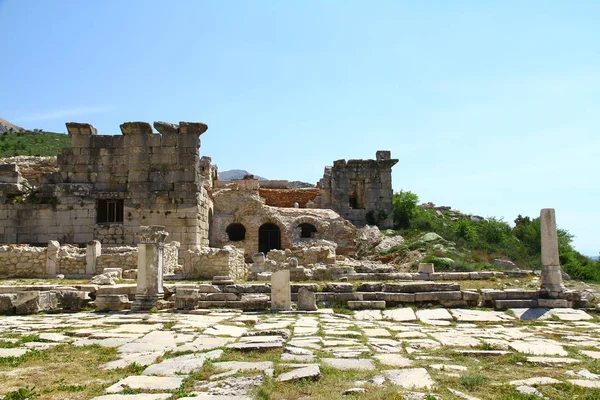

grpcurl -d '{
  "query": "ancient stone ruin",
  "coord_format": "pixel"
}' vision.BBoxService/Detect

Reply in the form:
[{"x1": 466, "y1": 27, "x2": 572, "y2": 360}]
[{"x1": 0, "y1": 121, "x2": 593, "y2": 315}]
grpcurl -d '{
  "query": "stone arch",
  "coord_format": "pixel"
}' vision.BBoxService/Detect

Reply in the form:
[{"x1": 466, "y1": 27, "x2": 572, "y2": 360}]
[
  {"x1": 298, "y1": 223, "x2": 318, "y2": 238},
  {"x1": 292, "y1": 216, "x2": 325, "y2": 240},
  {"x1": 258, "y1": 223, "x2": 281, "y2": 254},
  {"x1": 226, "y1": 223, "x2": 246, "y2": 241}
]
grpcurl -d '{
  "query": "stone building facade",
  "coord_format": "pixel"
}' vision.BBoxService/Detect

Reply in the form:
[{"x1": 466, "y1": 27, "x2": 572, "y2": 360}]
[
  {"x1": 0, "y1": 121, "x2": 212, "y2": 250},
  {"x1": 0, "y1": 121, "x2": 397, "y2": 276},
  {"x1": 313, "y1": 151, "x2": 398, "y2": 229}
]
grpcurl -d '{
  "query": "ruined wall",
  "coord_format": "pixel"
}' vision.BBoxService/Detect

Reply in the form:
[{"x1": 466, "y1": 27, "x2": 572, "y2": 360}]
[
  {"x1": 258, "y1": 188, "x2": 320, "y2": 208},
  {"x1": 183, "y1": 245, "x2": 247, "y2": 279},
  {"x1": 211, "y1": 180, "x2": 356, "y2": 258},
  {"x1": 0, "y1": 245, "x2": 46, "y2": 277},
  {"x1": 0, "y1": 156, "x2": 57, "y2": 187},
  {"x1": 0, "y1": 121, "x2": 213, "y2": 252},
  {"x1": 314, "y1": 151, "x2": 398, "y2": 229}
]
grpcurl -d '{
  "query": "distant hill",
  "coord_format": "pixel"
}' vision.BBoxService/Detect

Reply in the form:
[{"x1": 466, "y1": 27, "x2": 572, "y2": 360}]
[
  {"x1": 219, "y1": 169, "x2": 266, "y2": 181},
  {"x1": 289, "y1": 181, "x2": 315, "y2": 188},
  {"x1": 0, "y1": 126, "x2": 71, "y2": 157},
  {"x1": 0, "y1": 118, "x2": 24, "y2": 133}
]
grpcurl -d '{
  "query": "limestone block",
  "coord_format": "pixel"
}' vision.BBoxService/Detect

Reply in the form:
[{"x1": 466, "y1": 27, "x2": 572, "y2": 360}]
[
  {"x1": 94, "y1": 294, "x2": 131, "y2": 311},
  {"x1": 15, "y1": 291, "x2": 59, "y2": 315},
  {"x1": 102, "y1": 268, "x2": 123, "y2": 280},
  {"x1": 0, "y1": 293, "x2": 16, "y2": 314},
  {"x1": 271, "y1": 270, "x2": 291, "y2": 311},
  {"x1": 58, "y1": 290, "x2": 91, "y2": 311},
  {"x1": 417, "y1": 263, "x2": 435, "y2": 274},
  {"x1": 347, "y1": 300, "x2": 386, "y2": 310},
  {"x1": 297, "y1": 287, "x2": 317, "y2": 311}
]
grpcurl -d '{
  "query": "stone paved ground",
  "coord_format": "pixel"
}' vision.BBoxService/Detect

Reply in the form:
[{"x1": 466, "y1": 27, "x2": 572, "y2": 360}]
[{"x1": 0, "y1": 308, "x2": 599, "y2": 399}]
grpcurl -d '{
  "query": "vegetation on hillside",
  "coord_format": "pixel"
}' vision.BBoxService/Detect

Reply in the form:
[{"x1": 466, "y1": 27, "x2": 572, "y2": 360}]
[
  {"x1": 0, "y1": 128, "x2": 70, "y2": 157},
  {"x1": 389, "y1": 190, "x2": 600, "y2": 282}
]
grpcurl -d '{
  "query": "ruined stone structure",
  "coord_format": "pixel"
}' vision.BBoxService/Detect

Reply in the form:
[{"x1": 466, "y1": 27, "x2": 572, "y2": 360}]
[
  {"x1": 313, "y1": 151, "x2": 398, "y2": 229},
  {"x1": 0, "y1": 121, "x2": 212, "y2": 250},
  {"x1": 0, "y1": 120, "x2": 400, "y2": 278}
]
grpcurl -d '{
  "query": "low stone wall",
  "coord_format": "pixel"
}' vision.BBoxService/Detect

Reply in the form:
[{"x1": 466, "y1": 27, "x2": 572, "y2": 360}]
[
  {"x1": 96, "y1": 246, "x2": 137, "y2": 273},
  {"x1": 0, "y1": 245, "x2": 46, "y2": 277},
  {"x1": 94, "y1": 224, "x2": 125, "y2": 245},
  {"x1": 183, "y1": 246, "x2": 247, "y2": 279},
  {"x1": 57, "y1": 246, "x2": 86, "y2": 275}
]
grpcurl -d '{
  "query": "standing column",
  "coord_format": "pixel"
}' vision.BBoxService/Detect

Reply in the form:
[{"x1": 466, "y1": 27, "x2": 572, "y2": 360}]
[
  {"x1": 540, "y1": 208, "x2": 565, "y2": 298},
  {"x1": 132, "y1": 225, "x2": 169, "y2": 311}
]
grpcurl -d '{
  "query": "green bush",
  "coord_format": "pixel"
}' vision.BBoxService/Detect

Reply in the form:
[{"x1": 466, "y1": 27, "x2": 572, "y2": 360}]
[{"x1": 392, "y1": 190, "x2": 419, "y2": 229}]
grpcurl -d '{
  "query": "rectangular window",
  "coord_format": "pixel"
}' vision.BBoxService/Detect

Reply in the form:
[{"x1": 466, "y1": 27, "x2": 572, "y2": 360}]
[{"x1": 97, "y1": 199, "x2": 124, "y2": 223}]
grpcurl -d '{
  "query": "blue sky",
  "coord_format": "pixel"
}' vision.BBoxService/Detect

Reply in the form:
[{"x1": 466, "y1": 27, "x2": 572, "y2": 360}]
[{"x1": 1, "y1": 1, "x2": 598, "y2": 255}]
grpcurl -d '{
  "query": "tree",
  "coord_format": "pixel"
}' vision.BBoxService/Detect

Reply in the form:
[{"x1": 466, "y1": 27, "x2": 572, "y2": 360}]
[{"x1": 392, "y1": 190, "x2": 419, "y2": 229}]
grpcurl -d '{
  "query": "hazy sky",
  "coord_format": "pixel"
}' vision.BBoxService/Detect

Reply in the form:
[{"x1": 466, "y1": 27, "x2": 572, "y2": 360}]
[{"x1": 1, "y1": 1, "x2": 598, "y2": 255}]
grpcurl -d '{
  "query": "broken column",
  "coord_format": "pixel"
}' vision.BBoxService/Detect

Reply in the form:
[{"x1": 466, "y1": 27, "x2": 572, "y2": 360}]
[
  {"x1": 46, "y1": 240, "x2": 60, "y2": 275},
  {"x1": 271, "y1": 270, "x2": 291, "y2": 311},
  {"x1": 132, "y1": 226, "x2": 169, "y2": 311},
  {"x1": 86, "y1": 240, "x2": 101, "y2": 275},
  {"x1": 540, "y1": 208, "x2": 565, "y2": 298}
]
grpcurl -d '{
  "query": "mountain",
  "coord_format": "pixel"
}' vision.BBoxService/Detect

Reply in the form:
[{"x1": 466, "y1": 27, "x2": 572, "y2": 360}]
[
  {"x1": 0, "y1": 118, "x2": 24, "y2": 133},
  {"x1": 219, "y1": 169, "x2": 267, "y2": 181}
]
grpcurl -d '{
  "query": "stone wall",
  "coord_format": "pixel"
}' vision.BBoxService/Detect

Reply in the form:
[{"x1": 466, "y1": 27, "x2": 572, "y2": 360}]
[
  {"x1": 182, "y1": 245, "x2": 247, "y2": 279},
  {"x1": 0, "y1": 245, "x2": 46, "y2": 277},
  {"x1": 313, "y1": 151, "x2": 398, "y2": 229},
  {"x1": 212, "y1": 180, "x2": 356, "y2": 258},
  {"x1": 0, "y1": 121, "x2": 213, "y2": 252},
  {"x1": 258, "y1": 188, "x2": 321, "y2": 208}
]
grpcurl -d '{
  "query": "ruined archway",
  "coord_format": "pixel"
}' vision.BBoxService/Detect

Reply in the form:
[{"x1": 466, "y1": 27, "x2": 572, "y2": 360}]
[
  {"x1": 298, "y1": 223, "x2": 317, "y2": 238},
  {"x1": 226, "y1": 223, "x2": 246, "y2": 241},
  {"x1": 258, "y1": 223, "x2": 281, "y2": 254}
]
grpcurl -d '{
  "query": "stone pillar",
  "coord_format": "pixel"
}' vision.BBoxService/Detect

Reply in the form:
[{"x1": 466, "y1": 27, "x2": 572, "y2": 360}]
[
  {"x1": 540, "y1": 208, "x2": 565, "y2": 297},
  {"x1": 46, "y1": 240, "x2": 60, "y2": 275},
  {"x1": 86, "y1": 240, "x2": 101, "y2": 275},
  {"x1": 132, "y1": 225, "x2": 169, "y2": 311},
  {"x1": 271, "y1": 270, "x2": 291, "y2": 311}
]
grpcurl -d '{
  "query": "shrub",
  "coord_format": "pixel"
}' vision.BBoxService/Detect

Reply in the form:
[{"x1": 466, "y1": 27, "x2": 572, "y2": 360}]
[{"x1": 392, "y1": 190, "x2": 419, "y2": 229}]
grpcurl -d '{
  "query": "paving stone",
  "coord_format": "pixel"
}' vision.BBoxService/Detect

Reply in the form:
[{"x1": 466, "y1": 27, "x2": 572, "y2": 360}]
[
  {"x1": 395, "y1": 331, "x2": 428, "y2": 339},
  {"x1": 567, "y1": 380, "x2": 600, "y2": 388},
  {"x1": 101, "y1": 352, "x2": 163, "y2": 370},
  {"x1": 456, "y1": 350, "x2": 509, "y2": 356},
  {"x1": 38, "y1": 332, "x2": 73, "y2": 342},
  {"x1": 510, "y1": 376, "x2": 561, "y2": 386},
  {"x1": 526, "y1": 356, "x2": 580, "y2": 366},
  {"x1": 118, "y1": 331, "x2": 179, "y2": 354},
  {"x1": 509, "y1": 340, "x2": 568, "y2": 356},
  {"x1": 416, "y1": 309, "x2": 453, "y2": 321},
  {"x1": 575, "y1": 369, "x2": 600, "y2": 380},
  {"x1": 581, "y1": 350, "x2": 600, "y2": 359},
  {"x1": 143, "y1": 350, "x2": 223, "y2": 376},
  {"x1": 373, "y1": 353, "x2": 413, "y2": 367},
  {"x1": 276, "y1": 364, "x2": 320, "y2": 382},
  {"x1": 515, "y1": 386, "x2": 543, "y2": 398},
  {"x1": 281, "y1": 353, "x2": 315, "y2": 362},
  {"x1": 430, "y1": 332, "x2": 480, "y2": 347},
  {"x1": 0, "y1": 348, "x2": 29, "y2": 358},
  {"x1": 343, "y1": 388, "x2": 367, "y2": 395},
  {"x1": 382, "y1": 307, "x2": 417, "y2": 322},
  {"x1": 509, "y1": 308, "x2": 551, "y2": 320},
  {"x1": 362, "y1": 328, "x2": 391, "y2": 337},
  {"x1": 384, "y1": 368, "x2": 435, "y2": 389},
  {"x1": 450, "y1": 309, "x2": 512, "y2": 322},
  {"x1": 181, "y1": 395, "x2": 252, "y2": 400},
  {"x1": 204, "y1": 324, "x2": 248, "y2": 337},
  {"x1": 353, "y1": 310, "x2": 382, "y2": 320},
  {"x1": 105, "y1": 376, "x2": 184, "y2": 393},
  {"x1": 177, "y1": 336, "x2": 235, "y2": 352},
  {"x1": 549, "y1": 308, "x2": 593, "y2": 321},
  {"x1": 322, "y1": 358, "x2": 376, "y2": 370},
  {"x1": 213, "y1": 361, "x2": 274, "y2": 373},
  {"x1": 430, "y1": 364, "x2": 468, "y2": 371}
]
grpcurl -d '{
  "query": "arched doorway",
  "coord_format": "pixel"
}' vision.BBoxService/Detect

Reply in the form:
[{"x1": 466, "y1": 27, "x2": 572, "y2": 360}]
[{"x1": 258, "y1": 223, "x2": 281, "y2": 254}]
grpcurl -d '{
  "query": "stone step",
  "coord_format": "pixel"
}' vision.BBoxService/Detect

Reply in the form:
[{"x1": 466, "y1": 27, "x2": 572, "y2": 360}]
[
  {"x1": 494, "y1": 299, "x2": 538, "y2": 310},
  {"x1": 347, "y1": 300, "x2": 386, "y2": 310}
]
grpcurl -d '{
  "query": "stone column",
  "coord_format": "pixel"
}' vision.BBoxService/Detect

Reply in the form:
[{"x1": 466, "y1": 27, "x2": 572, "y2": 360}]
[
  {"x1": 540, "y1": 208, "x2": 565, "y2": 297},
  {"x1": 86, "y1": 240, "x2": 101, "y2": 275},
  {"x1": 132, "y1": 225, "x2": 169, "y2": 311},
  {"x1": 46, "y1": 240, "x2": 60, "y2": 275},
  {"x1": 271, "y1": 270, "x2": 291, "y2": 311}
]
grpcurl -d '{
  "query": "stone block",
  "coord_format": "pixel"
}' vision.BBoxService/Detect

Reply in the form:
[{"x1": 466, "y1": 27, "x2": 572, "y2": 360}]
[
  {"x1": 505, "y1": 289, "x2": 540, "y2": 300},
  {"x1": 0, "y1": 294, "x2": 16, "y2": 315},
  {"x1": 58, "y1": 290, "x2": 91, "y2": 311},
  {"x1": 538, "y1": 299, "x2": 570, "y2": 308},
  {"x1": 325, "y1": 282, "x2": 354, "y2": 293},
  {"x1": 333, "y1": 292, "x2": 364, "y2": 303},
  {"x1": 102, "y1": 268, "x2": 123, "y2": 280},
  {"x1": 271, "y1": 270, "x2": 291, "y2": 311},
  {"x1": 383, "y1": 282, "x2": 460, "y2": 293},
  {"x1": 494, "y1": 299, "x2": 538, "y2": 310},
  {"x1": 418, "y1": 263, "x2": 435, "y2": 274},
  {"x1": 94, "y1": 294, "x2": 131, "y2": 311},
  {"x1": 205, "y1": 293, "x2": 238, "y2": 302},
  {"x1": 297, "y1": 287, "x2": 317, "y2": 311},
  {"x1": 357, "y1": 282, "x2": 383, "y2": 292},
  {"x1": 15, "y1": 291, "x2": 59, "y2": 315},
  {"x1": 347, "y1": 300, "x2": 386, "y2": 310},
  {"x1": 375, "y1": 292, "x2": 416, "y2": 303},
  {"x1": 415, "y1": 291, "x2": 462, "y2": 302}
]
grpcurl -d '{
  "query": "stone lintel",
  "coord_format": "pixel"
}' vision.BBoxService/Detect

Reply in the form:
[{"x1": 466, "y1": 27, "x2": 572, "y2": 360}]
[
  {"x1": 153, "y1": 121, "x2": 179, "y2": 135},
  {"x1": 136, "y1": 225, "x2": 169, "y2": 244},
  {"x1": 65, "y1": 122, "x2": 97, "y2": 136},
  {"x1": 119, "y1": 122, "x2": 153, "y2": 136},
  {"x1": 178, "y1": 121, "x2": 208, "y2": 136}
]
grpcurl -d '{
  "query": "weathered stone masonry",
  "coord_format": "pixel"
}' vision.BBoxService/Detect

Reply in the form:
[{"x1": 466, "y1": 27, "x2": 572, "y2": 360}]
[{"x1": 0, "y1": 121, "x2": 213, "y2": 250}]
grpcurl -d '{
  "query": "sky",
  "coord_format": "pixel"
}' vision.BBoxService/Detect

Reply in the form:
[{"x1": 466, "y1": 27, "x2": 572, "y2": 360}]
[{"x1": 0, "y1": 1, "x2": 598, "y2": 256}]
